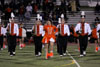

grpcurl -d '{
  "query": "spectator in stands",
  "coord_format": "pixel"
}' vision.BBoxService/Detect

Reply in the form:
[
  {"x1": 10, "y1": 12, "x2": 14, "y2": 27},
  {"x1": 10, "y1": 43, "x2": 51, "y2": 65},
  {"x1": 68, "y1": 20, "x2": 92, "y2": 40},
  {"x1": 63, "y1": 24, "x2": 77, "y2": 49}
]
[
  {"x1": 43, "y1": 11, "x2": 49, "y2": 21},
  {"x1": 18, "y1": 5, "x2": 25, "y2": 22},
  {"x1": 55, "y1": 6, "x2": 61, "y2": 18},
  {"x1": 60, "y1": 0, "x2": 67, "y2": 19},
  {"x1": 0, "y1": 3, "x2": 3, "y2": 12},
  {"x1": 5, "y1": 6, "x2": 12, "y2": 21},
  {"x1": 15, "y1": 2, "x2": 21, "y2": 16},
  {"x1": 9, "y1": 0, "x2": 16, "y2": 10},
  {"x1": 48, "y1": 0, "x2": 54, "y2": 13},
  {"x1": 26, "y1": 3, "x2": 33, "y2": 16},
  {"x1": 33, "y1": 3, "x2": 38, "y2": 14},
  {"x1": 76, "y1": 0, "x2": 80, "y2": 11},
  {"x1": 36, "y1": 0, "x2": 41, "y2": 9},
  {"x1": 67, "y1": 1, "x2": 72, "y2": 12},
  {"x1": 0, "y1": 0, "x2": 5, "y2": 8},
  {"x1": 95, "y1": 3, "x2": 100, "y2": 15},
  {"x1": 70, "y1": 0, "x2": 77, "y2": 16},
  {"x1": 52, "y1": 13, "x2": 58, "y2": 26},
  {"x1": 94, "y1": 17, "x2": 100, "y2": 23},
  {"x1": 49, "y1": 12, "x2": 53, "y2": 20},
  {"x1": 42, "y1": 0, "x2": 49, "y2": 12},
  {"x1": 24, "y1": 11, "x2": 31, "y2": 20}
]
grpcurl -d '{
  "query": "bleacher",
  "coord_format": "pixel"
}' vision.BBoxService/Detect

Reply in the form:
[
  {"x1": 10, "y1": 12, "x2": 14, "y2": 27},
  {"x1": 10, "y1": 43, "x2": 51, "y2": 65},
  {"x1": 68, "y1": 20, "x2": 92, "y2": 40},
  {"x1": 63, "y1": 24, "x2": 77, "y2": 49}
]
[
  {"x1": 13, "y1": 11, "x2": 99, "y2": 32},
  {"x1": 0, "y1": 0, "x2": 100, "y2": 32}
]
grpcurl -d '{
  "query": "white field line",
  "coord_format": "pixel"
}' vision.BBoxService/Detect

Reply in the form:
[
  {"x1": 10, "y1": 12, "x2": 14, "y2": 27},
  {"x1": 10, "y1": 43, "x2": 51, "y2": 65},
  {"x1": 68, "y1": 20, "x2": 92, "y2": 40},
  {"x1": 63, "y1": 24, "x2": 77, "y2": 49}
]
[{"x1": 66, "y1": 51, "x2": 81, "y2": 67}]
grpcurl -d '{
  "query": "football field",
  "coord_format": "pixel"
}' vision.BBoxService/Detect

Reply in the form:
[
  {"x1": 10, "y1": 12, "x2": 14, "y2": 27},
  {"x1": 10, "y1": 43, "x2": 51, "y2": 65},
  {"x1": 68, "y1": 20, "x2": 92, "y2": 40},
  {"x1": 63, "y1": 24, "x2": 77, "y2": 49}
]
[{"x1": 0, "y1": 43, "x2": 100, "y2": 67}]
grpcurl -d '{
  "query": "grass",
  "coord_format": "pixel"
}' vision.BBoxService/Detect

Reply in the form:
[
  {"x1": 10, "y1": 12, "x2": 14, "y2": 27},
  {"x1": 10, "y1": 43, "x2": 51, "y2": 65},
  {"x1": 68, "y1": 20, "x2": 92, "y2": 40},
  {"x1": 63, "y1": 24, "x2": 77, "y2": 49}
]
[{"x1": 0, "y1": 43, "x2": 100, "y2": 67}]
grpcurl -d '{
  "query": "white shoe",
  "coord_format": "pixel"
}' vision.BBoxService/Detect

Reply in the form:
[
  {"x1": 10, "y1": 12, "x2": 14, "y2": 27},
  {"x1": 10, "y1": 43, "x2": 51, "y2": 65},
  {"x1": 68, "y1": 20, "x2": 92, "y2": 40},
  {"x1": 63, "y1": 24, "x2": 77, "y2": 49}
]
[
  {"x1": 42, "y1": 45, "x2": 44, "y2": 48},
  {"x1": 95, "y1": 50, "x2": 98, "y2": 52},
  {"x1": 80, "y1": 55, "x2": 84, "y2": 57},
  {"x1": 13, "y1": 52, "x2": 16, "y2": 54},
  {"x1": 35, "y1": 55, "x2": 39, "y2": 57},
  {"x1": 83, "y1": 51, "x2": 86, "y2": 55},
  {"x1": 38, "y1": 52, "x2": 41, "y2": 56},
  {"x1": 63, "y1": 53, "x2": 67, "y2": 56},
  {"x1": 1, "y1": 48, "x2": 3, "y2": 50},
  {"x1": 10, "y1": 55, "x2": 13, "y2": 56},
  {"x1": 60, "y1": 55, "x2": 63, "y2": 57},
  {"x1": 19, "y1": 47, "x2": 22, "y2": 49}
]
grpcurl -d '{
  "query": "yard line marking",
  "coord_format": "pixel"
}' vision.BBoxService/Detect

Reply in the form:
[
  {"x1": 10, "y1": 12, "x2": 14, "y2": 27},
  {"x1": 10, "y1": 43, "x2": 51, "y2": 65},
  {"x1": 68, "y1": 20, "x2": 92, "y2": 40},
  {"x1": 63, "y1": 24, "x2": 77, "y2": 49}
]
[
  {"x1": 61, "y1": 60, "x2": 75, "y2": 66},
  {"x1": 66, "y1": 51, "x2": 81, "y2": 67},
  {"x1": 55, "y1": 60, "x2": 75, "y2": 67}
]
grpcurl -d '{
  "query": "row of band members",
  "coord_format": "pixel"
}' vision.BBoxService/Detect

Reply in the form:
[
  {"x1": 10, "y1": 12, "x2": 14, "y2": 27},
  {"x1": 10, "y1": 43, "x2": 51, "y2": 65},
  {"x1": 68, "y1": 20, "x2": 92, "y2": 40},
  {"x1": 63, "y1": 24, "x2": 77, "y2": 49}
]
[{"x1": 0, "y1": 18, "x2": 100, "y2": 59}]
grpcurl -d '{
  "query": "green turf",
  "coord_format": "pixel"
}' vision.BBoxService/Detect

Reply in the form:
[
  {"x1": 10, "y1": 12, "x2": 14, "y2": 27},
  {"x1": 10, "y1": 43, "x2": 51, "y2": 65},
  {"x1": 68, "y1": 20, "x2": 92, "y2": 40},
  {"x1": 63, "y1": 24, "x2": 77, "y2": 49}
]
[{"x1": 0, "y1": 43, "x2": 100, "y2": 67}]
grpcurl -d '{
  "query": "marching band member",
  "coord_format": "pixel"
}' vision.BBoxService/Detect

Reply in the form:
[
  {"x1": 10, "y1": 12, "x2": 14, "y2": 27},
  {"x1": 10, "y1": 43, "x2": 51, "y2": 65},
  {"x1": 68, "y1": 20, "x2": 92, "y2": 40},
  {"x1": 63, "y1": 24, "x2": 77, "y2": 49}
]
[
  {"x1": 0, "y1": 24, "x2": 6, "y2": 50},
  {"x1": 42, "y1": 20, "x2": 58, "y2": 59},
  {"x1": 7, "y1": 19, "x2": 19, "y2": 56},
  {"x1": 97, "y1": 22, "x2": 100, "y2": 40},
  {"x1": 32, "y1": 14, "x2": 43, "y2": 57},
  {"x1": 75, "y1": 18, "x2": 91, "y2": 57},
  {"x1": 32, "y1": 20, "x2": 43, "y2": 56},
  {"x1": 97, "y1": 22, "x2": 100, "y2": 51},
  {"x1": 57, "y1": 18, "x2": 70, "y2": 56}
]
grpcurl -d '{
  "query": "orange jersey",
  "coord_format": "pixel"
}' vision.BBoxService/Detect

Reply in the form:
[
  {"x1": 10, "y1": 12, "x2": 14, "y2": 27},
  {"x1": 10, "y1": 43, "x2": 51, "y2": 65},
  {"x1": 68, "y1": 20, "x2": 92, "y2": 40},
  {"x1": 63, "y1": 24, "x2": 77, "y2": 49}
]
[
  {"x1": 42, "y1": 25, "x2": 58, "y2": 43},
  {"x1": 91, "y1": 28, "x2": 98, "y2": 39},
  {"x1": 19, "y1": 28, "x2": 22, "y2": 37}
]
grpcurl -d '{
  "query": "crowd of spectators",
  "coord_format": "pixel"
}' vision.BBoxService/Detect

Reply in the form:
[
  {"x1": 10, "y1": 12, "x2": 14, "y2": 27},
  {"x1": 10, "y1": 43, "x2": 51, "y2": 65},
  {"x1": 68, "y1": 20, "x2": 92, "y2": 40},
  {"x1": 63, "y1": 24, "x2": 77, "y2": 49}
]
[{"x1": 0, "y1": 0, "x2": 81, "y2": 26}]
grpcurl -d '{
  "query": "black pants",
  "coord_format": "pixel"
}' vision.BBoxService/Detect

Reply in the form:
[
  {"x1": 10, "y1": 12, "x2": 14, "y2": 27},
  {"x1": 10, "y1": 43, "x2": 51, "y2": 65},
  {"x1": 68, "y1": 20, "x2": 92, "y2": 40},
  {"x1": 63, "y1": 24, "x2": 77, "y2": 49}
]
[
  {"x1": 57, "y1": 36, "x2": 60, "y2": 54},
  {"x1": 58, "y1": 35, "x2": 68, "y2": 55},
  {"x1": 0, "y1": 35, "x2": 3, "y2": 50},
  {"x1": 9, "y1": 35, "x2": 17, "y2": 55},
  {"x1": 34, "y1": 35, "x2": 42, "y2": 55},
  {"x1": 7, "y1": 34, "x2": 10, "y2": 52},
  {"x1": 79, "y1": 35, "x2": 88, "y2": 55}
]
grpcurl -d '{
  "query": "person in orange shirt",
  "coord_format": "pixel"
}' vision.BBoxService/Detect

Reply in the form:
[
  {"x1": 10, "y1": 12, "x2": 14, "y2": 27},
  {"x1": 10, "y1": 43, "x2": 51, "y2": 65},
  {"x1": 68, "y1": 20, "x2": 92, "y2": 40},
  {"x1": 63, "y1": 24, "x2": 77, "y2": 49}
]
[
  {"x1": 42, "y1": 20, "x2": 58, "y2": 59},
  {"x1": 91, "y1": 24, "x2": 99, "y2": 52},
  {"x1": 91, "y1": 26, "x2": 98, "y2": 41},
  {"x1": 18, "y1": 24, "x2": 23, "y2": 49},
  {"x1": 18, "y1": 24, "x2": 26, "y2": 49},
  {"x1": 69, "y1": 25, "x2": 78, "y2": 43}
]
